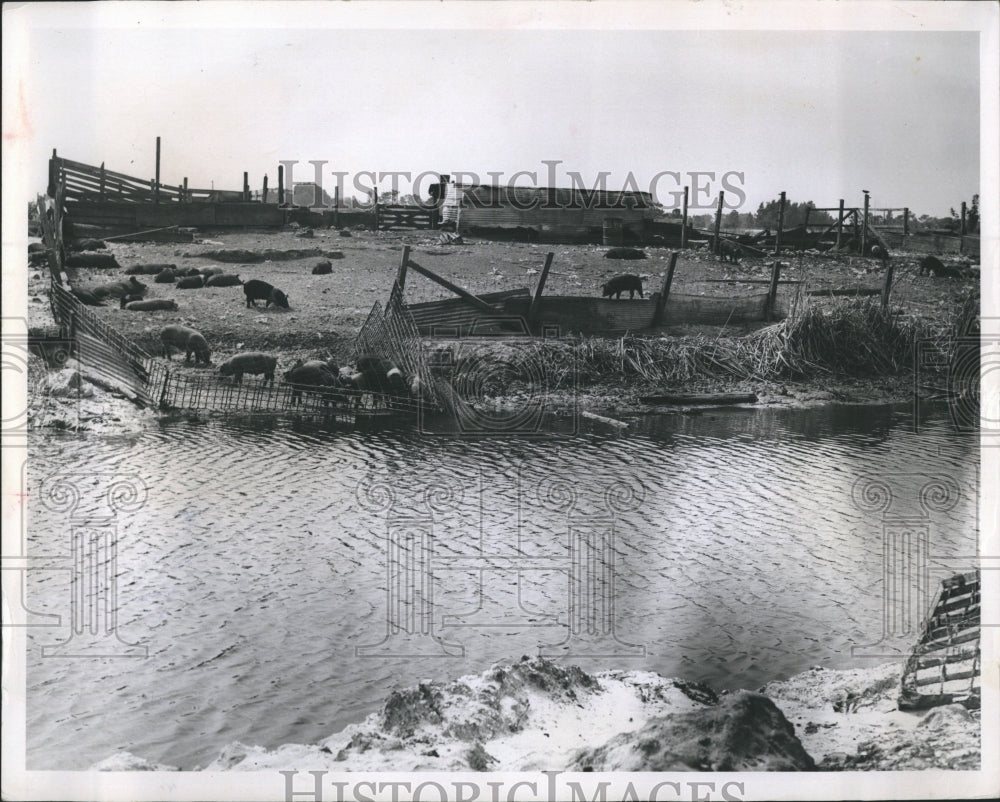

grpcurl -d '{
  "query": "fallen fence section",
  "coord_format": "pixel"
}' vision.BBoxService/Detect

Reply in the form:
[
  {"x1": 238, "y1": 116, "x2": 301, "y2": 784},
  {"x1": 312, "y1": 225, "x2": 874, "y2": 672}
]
[{"x1": 898, "y1": 570, "x2": 980, "y2": 711}]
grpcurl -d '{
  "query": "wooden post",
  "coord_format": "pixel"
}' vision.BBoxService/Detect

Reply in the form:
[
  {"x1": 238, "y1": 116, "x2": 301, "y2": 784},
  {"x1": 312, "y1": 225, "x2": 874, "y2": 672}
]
[
  {"x1": 99, "y1": 162, "x2": 106, "y2": 200},
  {"x1": 774, "y1": 191, "x2": 786, "y2": 255},
  {"x1": 404, "y1": 259, "x2": 496, "y2": 314},
  {"x1": 861, "y1": 191, "x2": 870, "y2": 254},
  {"x1": 903, "y1": 207, "x2": 909, "y2": 239},
  {"x1": 881, "y1": 261, "x2": 894, "y2": 311},
  {"x1": 803, "y1": 206, "x2": 811, "y2": 231},
  {"x1": 277, "y1": 165, "x2": 284, "y2": 207},
  {"x1": 652, "y1": 251, "x2": 679, "y2": 328},
  {"x1": 713, "y1": 191, "x2": 725, "y2": 255},
  {"x1": 48, "y1": 148, "x2": 58, "y2": 198},
  {"x1": 960, "y1": 201, "x2": 967, "y2": 235},
  {"x1": 155, "y1": 136, "x2": 161, "y2": 203},
  {"x1": 527, "y1": 252, "x2": 554, "y2": 329},
  {"x1": 766, "y1": 260, "x2": 782, "y2": 321},
  {"x1": 835, "y1": 199, "x2": 845, "y2": 250},
  {"x1": 243, "y1": 172, "x2": 250, "y2": 202},
  {"x1": 397, "y1": 245, "x2": 411, "y2": 292},
  {"x1": 333, "y1": 185, "x2": 340, "y2": 228},
  {"x1": 373, "y1": 187, "x2": 380, "y2": 231},
  {"x1": 262, "y1": 175, "x2": 268, "y2": 204},
  {"x1": 183, "y1": 177, "x2": 188, "y2": 203},
  {"x1": 680, "y1": 186, "x2": 689, "y2": 248}
]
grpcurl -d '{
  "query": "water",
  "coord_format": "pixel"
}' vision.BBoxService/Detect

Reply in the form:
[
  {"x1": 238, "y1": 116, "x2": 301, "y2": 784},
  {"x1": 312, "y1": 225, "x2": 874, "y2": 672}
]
[{"x1": 24, "y1": 404, "x2": 978, "y2": 769}]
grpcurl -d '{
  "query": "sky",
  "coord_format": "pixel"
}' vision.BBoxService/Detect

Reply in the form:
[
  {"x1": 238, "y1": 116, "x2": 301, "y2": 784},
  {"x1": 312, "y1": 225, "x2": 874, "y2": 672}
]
[{"x1": 3, "y1": 2, "x2": 988, "y2": 218}]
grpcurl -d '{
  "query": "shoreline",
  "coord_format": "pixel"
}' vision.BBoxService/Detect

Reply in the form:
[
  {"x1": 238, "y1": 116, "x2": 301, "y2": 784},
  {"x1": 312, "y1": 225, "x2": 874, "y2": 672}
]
[{"x1": 88, "y1": 655, "x2": 979, "y2": 773}]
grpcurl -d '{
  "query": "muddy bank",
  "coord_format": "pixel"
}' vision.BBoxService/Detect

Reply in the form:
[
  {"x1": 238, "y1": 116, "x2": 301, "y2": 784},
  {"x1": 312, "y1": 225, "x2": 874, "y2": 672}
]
[{"x1": 89, "y1": 656, "x2": 978, "y2": 772}]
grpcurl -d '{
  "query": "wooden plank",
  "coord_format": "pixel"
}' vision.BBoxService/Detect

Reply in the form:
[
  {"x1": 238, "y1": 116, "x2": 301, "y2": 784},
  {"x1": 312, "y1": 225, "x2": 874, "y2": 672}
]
[
  {"x1": 396, "y1": 245, "x2": 411, "y2": 292},
  {"x1": 404, "y1": 258, "x2": 497, "y2": 314}
]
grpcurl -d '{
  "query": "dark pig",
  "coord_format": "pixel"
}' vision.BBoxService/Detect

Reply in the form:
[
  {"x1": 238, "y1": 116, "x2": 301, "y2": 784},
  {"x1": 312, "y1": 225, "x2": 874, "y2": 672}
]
[
  {"x1": 719, "y1": 240, "x2": 743, "y2": 263},
  {"x1": 205, "y1": 274, "x2": 243, "y2": 288},
  {"x1": 154, "y1": 269, "x2": 176, "y2": 283},
  {"x1": 71, "y1": 288, "x2": 105, "y2": 306},
  {"x1": 160, "y1": 325, "x2": 211, "y2": 364},
  {"x1": 123, "y1": 299, "x2": 179, "y2": 312},
  {"x1": 176, "y1": 275, "x2": 204, "y2": 289},
  {"x1": 282, "y1": 360, "x2": 342, "y2": 406},
  {"x1": 125, "y1": 263, "x2": 176, "y2": 275},
  {"x1": 601, "y1": 274, "x2": 644, "y2": 300},
  {"x1": 218, "y1": 352, "x2": 278, "y2": 385},
  {"x1": 243, "y1": 279, "x2": 290, "y2": 309},
  {"x1": 311, "y1": 261, "x2": 332, "y2": 275},
  {"x1": 919, "y1": 255, "x2": 963, "y2": 278}
]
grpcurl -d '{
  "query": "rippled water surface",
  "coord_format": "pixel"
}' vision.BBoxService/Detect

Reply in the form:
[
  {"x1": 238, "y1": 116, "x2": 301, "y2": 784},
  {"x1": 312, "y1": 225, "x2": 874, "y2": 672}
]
[{"x1": 25, "y1": 404, "x2": 978, "y2": 769}]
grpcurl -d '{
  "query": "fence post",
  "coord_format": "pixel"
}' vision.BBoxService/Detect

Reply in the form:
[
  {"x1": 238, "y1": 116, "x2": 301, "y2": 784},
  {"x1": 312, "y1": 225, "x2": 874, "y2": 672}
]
[
  {"x1": 183, "y1": 177, "x2": 188, "y2": 203},
  {"x1": 243, "y1": 172, "x2": 250, "y2": 202},
  {"x1": 652, "y1": 251, "x2": 679, "y2": 328},
  {"x1": 527, "y1": 252, "x2": 554, "y2": 331},
  {"x1": 100, "y1": 162, "x2": 106, "y2": 200},
  {"x1": 681, "y1": 186, "x2": 689, "y2": 249},
  {"x1": 960, "y1": 201, "x2": 967, "y2": 235},
  {"x1": 713, "y1": 191, "x2": 724, "y2": 255},
  {"x1": 262, "y1": 174, "x2": 268, "y2": 204},
  {"x1": 861, "y1": 190, "x2": 870, "y2": 254},
  {"x1": 881, "y1": 261, "x2": 894, "y2": 311},
  {"x1": 903, "y1": 207, "x2": 909, "y2": 242},
  {"x1": 397, "y1": 245, "x2": 411, "y2": 293},
  {"x1": 155, "y1": 136, "x2": 161, "y2": 203},
  {"x1": 775, "y1": 191, "x2": 786, "y2": 255},
  {"x1": 766, "y1": 260, "x2": 782, "y2": 321},
  {"x1": 48, "y1": 149, "x2": 58, "y2": 198},
  {"x1": 277, "y1": 165, "x2": 284, "y2": 207}
]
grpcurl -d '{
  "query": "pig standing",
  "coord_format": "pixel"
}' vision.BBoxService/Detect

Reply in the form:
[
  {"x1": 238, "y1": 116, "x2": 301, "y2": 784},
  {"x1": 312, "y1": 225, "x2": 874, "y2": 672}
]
[
  {"x1": 601, "y1": 274, "x2": 644, "y2": 300},
  {"x1": 282, "y1": 360, "x2": 343, "y2": 406},
  {"x1": 160, "y1": 325, "x2": 211, "y2": 365},
  {"x1": 244, "y1": 279, "x2": 290, "y2": 309},
  {"x1": 218, "y1": 352, "x2": 278, "y2": 385}
]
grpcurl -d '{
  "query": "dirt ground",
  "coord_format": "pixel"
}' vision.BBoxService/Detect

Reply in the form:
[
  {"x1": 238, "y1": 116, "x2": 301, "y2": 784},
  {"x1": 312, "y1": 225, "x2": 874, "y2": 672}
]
[{"x1": 29, "y1": 226, "x2": 977, "y2": 403}]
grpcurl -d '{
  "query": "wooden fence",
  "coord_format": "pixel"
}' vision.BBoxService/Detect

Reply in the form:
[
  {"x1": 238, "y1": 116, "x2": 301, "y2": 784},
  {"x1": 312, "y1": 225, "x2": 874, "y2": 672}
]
[{"x1": 898, "y1": 570, "x2": 980, "y2": 710}]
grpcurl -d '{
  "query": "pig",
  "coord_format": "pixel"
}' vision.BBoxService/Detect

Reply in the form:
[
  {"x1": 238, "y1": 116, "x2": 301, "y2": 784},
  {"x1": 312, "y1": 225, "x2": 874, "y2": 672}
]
[
  {"x1": 919, "y1": 255, "x2": 963, "y2": 278},
  {"x1": 160, "y1": 325, "x2": 211, "y2": 365},
  {"x1": 125, "y1": 263, "x2": 176, "y2": 275},
  {"x1": 719, "y1": 240, "x2": 743, "y2": 263},
  {"x1": 282, "y1": 360, "x2": 343, "y2": 406},
  {"x1": 154, "y1": 269, "x2": 176, "y2": 283},
  {"x1": 243, "y1": 279, "x2": 290, "y2": 309},
  {"x1": 870, "y1": 244, "x2": 890, "y2": 264},
  {"x1": 71, "y1": 287, "x2": 105, "y2": 306},
  {"x1": 218, "y1": 352, "x2": 278, "y2": 385},
  {"x1": 92, "y1": 276, "x2": 147, "y2": 300},
  {"x1": 183, "y1": 267, "x2": 203, "y2": 277},
  {"x1": 200, "y1": 266, "x2": 224, "y2": 277},
  {"x1": 601, "y1": 274, "x2": 644, "y2": 300},
  {"x1": 122, "y1": 299, "x2": 179, "y2": 312},
  {"x1": 311, "y1": 261, "x2": 332, "y2": 275},
  {"x1": 176, "y1": 275, "x2": 204, "y2": 289},
  {"x1": 205, "y1": 273, "x2": 243, "y2": 288}
]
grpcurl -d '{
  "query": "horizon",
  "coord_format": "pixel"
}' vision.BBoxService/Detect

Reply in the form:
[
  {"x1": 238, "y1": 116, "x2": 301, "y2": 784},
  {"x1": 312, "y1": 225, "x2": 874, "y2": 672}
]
[{"x1": 4, "y1": 5, "x2": 984, "y2": 219}]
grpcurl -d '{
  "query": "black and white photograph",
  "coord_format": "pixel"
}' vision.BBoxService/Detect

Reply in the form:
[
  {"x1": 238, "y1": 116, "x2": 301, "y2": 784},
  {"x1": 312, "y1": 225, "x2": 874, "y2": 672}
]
[{"x1": 2, "y1": 2, "x2": 997, "y2": 800}]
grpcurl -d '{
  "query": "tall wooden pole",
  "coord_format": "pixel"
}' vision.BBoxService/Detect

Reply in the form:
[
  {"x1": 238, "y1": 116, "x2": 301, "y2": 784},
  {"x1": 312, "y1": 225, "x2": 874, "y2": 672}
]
[
  {"x1": 277, "y1": 165, "x2": 284, "y2": 207},
  {"x1": 713, "y1": 191, "x2": 725, "y2": 255},
  {"x1": 774, "y1": 191, "x2": 786, "y2": 255},
  {"x1": 262, "y1": 175, "x2": 268, "y2": 204},
  {"x1": 766, "y1": 260, "x2": 782, "y2": 321},
  {"x1": 99, "y1": 162, "x2": 106, "y2": 200},
  {"x1": 960, "y1": 201, "x2": 967, "y2": 235},
  {"x1": 154, "y1": 136, "x2": 161, "y2": 203},
  {"x1": 183, "y1": 177, "x2": 188, "y2": 203},
  {"x1": 881, "y1": 261, "x2": 894, "y2": 311},
  {"x1": 835, "y1": 198, "x2": 845, "y2": 250},
  {"x1": 680, "y1": 186, "x2": 689, "y2": 248},
  {"x1": 243, "y1": 172, "x2": 250, "y2": 202},
  {"x1": 861, "y1": 191, "x2": 870, "y2": 254},
  {"x1": 903, "y1": 207, "x2": 909, "y2": 240}
]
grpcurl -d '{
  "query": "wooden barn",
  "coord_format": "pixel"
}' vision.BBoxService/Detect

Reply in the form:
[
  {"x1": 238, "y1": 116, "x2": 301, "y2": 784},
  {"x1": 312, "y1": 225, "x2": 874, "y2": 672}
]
[{"x1": 440, "y1": 183, "x2": 659, "y2": 243}]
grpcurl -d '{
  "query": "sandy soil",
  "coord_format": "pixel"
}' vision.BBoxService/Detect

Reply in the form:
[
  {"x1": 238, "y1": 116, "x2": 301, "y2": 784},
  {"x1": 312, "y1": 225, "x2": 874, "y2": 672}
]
[{"x1": 40, "y1": 227, "x2": 976, "y2": 400}]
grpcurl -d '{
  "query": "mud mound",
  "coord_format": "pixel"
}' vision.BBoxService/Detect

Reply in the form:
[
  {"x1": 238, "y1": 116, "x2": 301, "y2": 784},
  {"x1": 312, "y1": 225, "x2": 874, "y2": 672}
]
[{"x1": 571, "y1": 691, "x2": 815, "y2": 772}]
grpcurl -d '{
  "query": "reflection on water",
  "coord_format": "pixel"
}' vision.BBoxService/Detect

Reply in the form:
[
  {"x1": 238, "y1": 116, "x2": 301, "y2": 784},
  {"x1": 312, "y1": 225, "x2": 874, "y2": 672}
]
[{"x1": 25, "y1": 403, "x2": 978, "y2": 769}]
